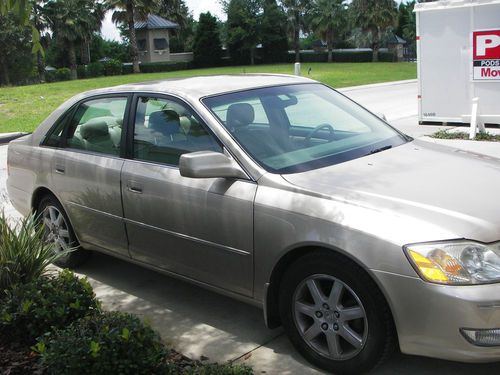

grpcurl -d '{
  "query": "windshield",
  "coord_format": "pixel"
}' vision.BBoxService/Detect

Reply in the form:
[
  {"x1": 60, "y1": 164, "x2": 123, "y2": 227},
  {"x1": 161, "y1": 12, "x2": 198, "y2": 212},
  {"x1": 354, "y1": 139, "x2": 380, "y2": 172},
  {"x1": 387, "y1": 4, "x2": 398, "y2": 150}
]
[{"x1": 203, "y1": 83, "x2": 409, "y2": 174}]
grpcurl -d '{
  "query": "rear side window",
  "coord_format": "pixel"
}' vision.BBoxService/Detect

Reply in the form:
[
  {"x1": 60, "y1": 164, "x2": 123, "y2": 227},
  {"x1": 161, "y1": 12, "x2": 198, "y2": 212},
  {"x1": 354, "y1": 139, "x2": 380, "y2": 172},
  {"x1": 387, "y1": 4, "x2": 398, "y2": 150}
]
[{"x1": 64, "y1": 97, "x2": 127, "y2": 156}]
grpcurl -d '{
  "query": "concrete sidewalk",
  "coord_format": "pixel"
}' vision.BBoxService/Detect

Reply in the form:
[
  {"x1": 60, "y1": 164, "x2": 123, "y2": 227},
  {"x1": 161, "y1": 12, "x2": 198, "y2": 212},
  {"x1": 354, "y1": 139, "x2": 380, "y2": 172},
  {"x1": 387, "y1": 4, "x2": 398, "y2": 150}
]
[{"x1": 1, "y1": 80, "x2": 500, "y2": 374}]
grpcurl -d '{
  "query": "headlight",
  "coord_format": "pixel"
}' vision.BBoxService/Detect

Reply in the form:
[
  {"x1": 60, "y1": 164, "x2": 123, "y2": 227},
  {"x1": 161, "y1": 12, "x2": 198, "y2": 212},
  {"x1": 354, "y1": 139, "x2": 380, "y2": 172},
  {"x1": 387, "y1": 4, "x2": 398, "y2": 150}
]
[{"x1": 404, "y1": 241, "x2": 500, "y2": 285}]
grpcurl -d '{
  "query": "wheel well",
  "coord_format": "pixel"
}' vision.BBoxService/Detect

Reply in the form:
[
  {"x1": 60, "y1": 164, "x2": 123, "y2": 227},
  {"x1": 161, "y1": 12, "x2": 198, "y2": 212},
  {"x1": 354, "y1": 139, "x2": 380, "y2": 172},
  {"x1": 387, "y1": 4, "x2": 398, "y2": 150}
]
[
  {"x1": 265, "y1": 246, "x2": 397, "y2": 334},
  {"x1": 31, "y1": 187, "x2": 56, "y2": 214}
]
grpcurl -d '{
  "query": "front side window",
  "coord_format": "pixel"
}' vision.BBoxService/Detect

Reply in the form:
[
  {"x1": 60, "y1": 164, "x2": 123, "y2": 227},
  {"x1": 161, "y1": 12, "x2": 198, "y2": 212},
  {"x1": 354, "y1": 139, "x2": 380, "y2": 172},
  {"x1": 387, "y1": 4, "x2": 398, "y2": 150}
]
[
  {"x1": 63, "y1": 97, "x2": 127, "y2": 156},
  {"x1": 133, "y1": 96, "x2": 222, "y2": 166},
  {"x1": 203, "y1": 84, "x2": 408, "y2": 173}
]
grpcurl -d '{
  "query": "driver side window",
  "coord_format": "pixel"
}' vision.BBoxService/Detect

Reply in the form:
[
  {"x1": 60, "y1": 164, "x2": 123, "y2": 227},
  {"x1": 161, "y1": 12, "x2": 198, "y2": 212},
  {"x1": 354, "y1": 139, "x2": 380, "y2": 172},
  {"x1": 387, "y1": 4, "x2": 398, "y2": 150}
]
[{"x1": 132, "y1": 96, "x2": 222, "y2": 166}]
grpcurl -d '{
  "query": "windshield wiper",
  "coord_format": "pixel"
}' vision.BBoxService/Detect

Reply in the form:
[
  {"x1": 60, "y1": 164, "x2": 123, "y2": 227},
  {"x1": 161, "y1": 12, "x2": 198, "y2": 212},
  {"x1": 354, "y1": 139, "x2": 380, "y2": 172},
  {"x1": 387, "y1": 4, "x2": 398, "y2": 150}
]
[{"x1": 369, "y1": 145, "x2": 392, "y2": 155}]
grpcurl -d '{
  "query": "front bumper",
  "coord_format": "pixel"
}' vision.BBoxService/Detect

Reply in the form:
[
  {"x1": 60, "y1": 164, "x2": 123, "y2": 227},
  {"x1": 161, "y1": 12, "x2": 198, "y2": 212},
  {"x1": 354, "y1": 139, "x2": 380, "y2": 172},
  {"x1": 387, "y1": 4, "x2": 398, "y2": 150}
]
[{"x1": 373, "y1": 270, "x2": 500, "y2": 362}]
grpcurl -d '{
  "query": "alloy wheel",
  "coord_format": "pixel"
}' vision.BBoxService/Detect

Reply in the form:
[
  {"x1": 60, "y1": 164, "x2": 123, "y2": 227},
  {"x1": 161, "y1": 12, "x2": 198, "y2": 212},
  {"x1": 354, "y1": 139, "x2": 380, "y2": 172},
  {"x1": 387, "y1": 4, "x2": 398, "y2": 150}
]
[{"x1": 292, "y1": 274, "x2": 368, "y2": 361}]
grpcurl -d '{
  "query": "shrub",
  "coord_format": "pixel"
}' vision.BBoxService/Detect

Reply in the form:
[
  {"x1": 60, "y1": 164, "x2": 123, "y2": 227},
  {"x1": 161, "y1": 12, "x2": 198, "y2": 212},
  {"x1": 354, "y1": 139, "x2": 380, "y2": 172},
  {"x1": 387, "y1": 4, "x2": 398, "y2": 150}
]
[
  {"x1": 45, "y1": 70, "x2": 57, "y2": 83},
  {"x1": 39, "y1": 311, "x2": 167, "y2": 375},
  {"x1": 87, "y1": 62, "x2": 104, "y2": 77},
  {"x1": 0, "y1": 213, "x2": 68, "y2": 293},
  {"x1": 122, "y1": 64, "x2": 134, "y2": 75},
  {"x1": 332, "y1": 50, "x2": 372, "y2": 62},
  {"x1": 77, "y1": 65, "x2": 87, "y2": 79},
  {"x1": 139, "y1": 61, "x2": 192, "y2": 73},
  {"x1": 55, "y1": 68, "x2": 71, "y2": 81},
  {"x1": 103, "y1": 59, "x2": 122, "y2": 76},
  {"x1": 379, "y1": 50, "x2": 397, "y2": 62},
  {"x1": 0, "y1": 269, "x2": 99, "y2": 344}
]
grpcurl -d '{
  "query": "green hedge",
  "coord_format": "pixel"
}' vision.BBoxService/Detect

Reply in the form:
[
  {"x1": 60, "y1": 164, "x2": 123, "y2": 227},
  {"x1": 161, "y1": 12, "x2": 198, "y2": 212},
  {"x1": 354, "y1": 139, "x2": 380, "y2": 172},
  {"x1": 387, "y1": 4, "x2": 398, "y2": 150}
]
[
  {"x1": 139, "y1": 61, "x2": 192, "y2": 73},
  {"x1": 378, "y1": 51, "x2": 397, "y2": 62},
  {"x1": 39, "y1": 311, "x2": 167, "y2": 375},
  {"x1": 288, "y1": 50, "x2": 373, "y2": 63},
  {"x1": 0, "y1": 269, "x2": 100, "y2": 345}
]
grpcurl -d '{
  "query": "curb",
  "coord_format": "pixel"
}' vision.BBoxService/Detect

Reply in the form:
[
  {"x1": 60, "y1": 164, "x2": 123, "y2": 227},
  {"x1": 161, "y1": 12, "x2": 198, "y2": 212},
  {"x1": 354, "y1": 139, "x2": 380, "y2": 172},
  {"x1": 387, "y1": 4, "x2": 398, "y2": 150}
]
[{"x1": 0, "y1": 132, "x2": 29, "y2": 145}]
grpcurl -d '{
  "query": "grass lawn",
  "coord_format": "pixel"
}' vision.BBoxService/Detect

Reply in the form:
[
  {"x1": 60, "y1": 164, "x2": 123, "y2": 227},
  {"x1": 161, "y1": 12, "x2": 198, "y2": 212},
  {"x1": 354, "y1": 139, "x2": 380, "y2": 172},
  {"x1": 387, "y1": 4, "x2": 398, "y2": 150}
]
[{"x1": 0, "y1": 62, "x2": 416, "y2": 133}]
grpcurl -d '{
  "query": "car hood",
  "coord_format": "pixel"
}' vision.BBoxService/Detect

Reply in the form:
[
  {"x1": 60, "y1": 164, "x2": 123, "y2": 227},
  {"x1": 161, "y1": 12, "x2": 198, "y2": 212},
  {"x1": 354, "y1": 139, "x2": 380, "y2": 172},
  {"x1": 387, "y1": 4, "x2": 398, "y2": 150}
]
[{"x1": 282, "y1": 139, "x2": 500, "y2": 243}]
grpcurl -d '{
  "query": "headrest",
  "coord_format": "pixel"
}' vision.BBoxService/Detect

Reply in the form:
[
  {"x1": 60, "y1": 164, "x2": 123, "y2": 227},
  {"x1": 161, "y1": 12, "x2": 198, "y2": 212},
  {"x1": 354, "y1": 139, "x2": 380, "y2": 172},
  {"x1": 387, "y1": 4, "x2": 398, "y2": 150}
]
[
  {"x1": 149, "y1": 110, "x2": 181, "y2": 136},
  {"x1": 179, "y1": 116, "x2": 191, "y2": 134},
  {"x1": 80, "y1": 120, "x2": 109, "y2": 140},
  {"x1": 226, "y1": 103, "x2": 254, "y2": 130}
]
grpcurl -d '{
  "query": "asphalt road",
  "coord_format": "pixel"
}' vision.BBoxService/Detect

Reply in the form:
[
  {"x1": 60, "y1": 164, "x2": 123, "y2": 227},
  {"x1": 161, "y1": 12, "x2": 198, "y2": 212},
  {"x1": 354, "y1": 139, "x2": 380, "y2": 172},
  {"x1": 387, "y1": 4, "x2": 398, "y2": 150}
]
[{"x1": 1, "y1": 80, "x2": 499, "y2": 374}]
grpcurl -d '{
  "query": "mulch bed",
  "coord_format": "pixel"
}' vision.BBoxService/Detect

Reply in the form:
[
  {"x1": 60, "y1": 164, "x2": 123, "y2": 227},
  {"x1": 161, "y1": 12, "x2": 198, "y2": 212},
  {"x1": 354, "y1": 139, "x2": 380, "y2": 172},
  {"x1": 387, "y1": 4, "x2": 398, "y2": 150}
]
[{"x1": 0, "y1": 340, "x2": 43, "y2": 375}]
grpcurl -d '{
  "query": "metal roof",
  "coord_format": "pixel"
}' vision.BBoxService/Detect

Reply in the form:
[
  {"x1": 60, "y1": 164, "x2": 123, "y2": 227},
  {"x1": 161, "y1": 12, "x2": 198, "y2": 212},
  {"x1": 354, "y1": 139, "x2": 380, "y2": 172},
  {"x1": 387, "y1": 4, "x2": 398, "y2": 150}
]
[{"x1": 134, "y1": 14, "x2": 178, "y2": 30}]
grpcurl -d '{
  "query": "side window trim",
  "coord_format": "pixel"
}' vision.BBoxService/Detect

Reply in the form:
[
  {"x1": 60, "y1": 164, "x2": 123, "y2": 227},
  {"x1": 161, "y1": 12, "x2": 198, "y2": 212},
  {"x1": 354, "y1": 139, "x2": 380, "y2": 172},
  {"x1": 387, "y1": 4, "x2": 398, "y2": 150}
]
[{"x1": 126, "y1": 92, "x2": 224, "y2": 164}]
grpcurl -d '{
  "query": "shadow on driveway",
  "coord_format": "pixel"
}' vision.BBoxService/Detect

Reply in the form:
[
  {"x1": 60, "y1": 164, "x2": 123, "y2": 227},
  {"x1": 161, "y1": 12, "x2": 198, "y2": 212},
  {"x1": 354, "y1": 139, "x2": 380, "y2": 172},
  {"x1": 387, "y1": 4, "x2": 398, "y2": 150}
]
[{"x1": 76, "y1": 252, "x2": 500, "y2": 374}]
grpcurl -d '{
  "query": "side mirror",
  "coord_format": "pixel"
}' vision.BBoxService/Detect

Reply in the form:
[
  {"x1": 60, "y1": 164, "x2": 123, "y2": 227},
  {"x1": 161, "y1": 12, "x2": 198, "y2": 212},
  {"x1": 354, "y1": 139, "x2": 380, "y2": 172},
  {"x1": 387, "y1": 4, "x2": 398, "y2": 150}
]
[{"x1": 179, "y1": 151, "x2": 248, "y2": 179}]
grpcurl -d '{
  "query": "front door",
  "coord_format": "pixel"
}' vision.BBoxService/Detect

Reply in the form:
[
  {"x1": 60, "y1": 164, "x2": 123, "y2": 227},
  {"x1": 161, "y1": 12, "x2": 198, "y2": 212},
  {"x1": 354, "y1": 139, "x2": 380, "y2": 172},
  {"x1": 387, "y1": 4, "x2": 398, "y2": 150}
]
[{"x1": 121, "y1": 94, "x2": 256, "y2": 296}]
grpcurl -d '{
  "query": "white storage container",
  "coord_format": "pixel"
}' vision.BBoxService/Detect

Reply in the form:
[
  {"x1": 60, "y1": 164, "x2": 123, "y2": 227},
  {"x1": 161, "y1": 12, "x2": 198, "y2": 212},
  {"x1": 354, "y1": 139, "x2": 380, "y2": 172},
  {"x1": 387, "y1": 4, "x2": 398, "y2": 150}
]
[{"x1": 415, "y1": 0, "x2": 500, "y2": 125}]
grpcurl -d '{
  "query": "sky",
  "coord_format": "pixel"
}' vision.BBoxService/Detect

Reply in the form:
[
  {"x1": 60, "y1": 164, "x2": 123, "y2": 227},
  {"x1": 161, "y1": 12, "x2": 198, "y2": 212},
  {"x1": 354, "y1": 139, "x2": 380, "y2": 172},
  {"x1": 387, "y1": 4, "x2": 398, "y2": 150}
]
[{"x1": 101, "y1": 0, "x2": 407, "y2": 42}]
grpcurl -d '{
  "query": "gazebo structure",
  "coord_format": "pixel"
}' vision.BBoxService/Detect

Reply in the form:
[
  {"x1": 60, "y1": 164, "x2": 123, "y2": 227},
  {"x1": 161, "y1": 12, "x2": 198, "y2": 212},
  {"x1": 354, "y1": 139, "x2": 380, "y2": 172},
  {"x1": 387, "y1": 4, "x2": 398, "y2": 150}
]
[{"x1": 135, "y1": 14, "x2": 179, "y2": 63}]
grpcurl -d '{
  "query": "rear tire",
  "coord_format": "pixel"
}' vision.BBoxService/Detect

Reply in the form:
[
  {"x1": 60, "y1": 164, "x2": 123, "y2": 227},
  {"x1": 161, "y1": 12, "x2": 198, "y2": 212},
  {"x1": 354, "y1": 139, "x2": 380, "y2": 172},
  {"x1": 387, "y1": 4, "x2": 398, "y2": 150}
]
[
  {"x1": 38, "y1": 195, "x2": 89, "y2": 268},
  {"x1": 279, "y1": 251, "x2": 395, "y2": 374}
]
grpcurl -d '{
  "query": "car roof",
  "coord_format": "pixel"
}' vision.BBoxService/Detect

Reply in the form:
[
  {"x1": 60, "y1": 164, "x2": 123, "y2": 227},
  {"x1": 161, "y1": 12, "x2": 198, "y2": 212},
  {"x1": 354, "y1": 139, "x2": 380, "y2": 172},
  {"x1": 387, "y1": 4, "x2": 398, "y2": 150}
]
[{"x1": 83, "y1": 74, "x2": 316, "y2": 100}]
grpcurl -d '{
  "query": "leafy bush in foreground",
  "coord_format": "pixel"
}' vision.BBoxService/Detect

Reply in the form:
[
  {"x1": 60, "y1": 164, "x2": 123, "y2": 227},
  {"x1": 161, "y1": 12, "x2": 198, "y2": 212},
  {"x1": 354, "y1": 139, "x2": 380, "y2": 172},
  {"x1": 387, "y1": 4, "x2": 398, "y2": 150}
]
[
  {"x1": 0, "y1": 212, "x2": 67, "y2": 293},
  {"x1": 0, "y1": 269, "x2": 99, "y2": 344},
  {"x1": 39, "y1": 311, "x2": 167, "y2": 375}
]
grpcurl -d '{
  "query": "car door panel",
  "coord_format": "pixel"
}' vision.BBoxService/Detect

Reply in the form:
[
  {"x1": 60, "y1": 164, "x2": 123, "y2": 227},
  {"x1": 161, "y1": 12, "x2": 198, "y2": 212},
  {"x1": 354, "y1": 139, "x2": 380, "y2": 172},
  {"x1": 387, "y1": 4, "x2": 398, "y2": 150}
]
[{"x1": 121, "y1": 160, "x2": 256, "y2": 296}]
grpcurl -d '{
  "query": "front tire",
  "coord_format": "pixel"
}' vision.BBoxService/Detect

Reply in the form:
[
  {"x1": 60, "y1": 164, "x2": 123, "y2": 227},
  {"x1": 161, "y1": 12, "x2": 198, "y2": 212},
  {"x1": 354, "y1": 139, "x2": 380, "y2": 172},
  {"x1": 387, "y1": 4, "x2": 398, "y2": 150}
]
[
  {"x1": 279, "y1": 251, "x2": 395, "y2": 374},
  {"x1": 38, "y1": 195, "x2": 89, "y2": 268}
]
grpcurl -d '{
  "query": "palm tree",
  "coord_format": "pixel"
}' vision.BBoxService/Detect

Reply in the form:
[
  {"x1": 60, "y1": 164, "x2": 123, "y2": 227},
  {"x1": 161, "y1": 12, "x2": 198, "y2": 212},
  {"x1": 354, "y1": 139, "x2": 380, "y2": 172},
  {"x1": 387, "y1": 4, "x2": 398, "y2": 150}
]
[
  {"x1": 44, "y1": 0, "x2": 105, "y2": 79},
  {"x1": 108, "y1": 0, "x2": 159, "y2": 74},
  {"x1": 282, "y1": 0, "x2": 312, "y2": 62},
  {"x1": 310, "y1": 0, "x2": 346, "y2": 62},
  {"x1": 350, "y1": 0, "x2": 397, "y2": 62}
]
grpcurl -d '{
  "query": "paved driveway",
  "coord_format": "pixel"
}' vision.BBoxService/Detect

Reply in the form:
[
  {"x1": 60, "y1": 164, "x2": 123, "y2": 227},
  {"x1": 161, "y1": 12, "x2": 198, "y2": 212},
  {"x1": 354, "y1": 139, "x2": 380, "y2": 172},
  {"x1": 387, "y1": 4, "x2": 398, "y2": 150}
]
[{"x1": 1, "y1": 81, "x2": 499, "y2": 374}]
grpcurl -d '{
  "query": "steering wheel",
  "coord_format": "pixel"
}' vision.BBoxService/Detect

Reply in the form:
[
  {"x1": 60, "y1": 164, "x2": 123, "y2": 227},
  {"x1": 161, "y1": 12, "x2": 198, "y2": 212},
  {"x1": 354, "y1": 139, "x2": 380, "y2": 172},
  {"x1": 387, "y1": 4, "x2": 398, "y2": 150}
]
[{"x1": 304, "y1": 124, "x2": 335, "y2": 146}]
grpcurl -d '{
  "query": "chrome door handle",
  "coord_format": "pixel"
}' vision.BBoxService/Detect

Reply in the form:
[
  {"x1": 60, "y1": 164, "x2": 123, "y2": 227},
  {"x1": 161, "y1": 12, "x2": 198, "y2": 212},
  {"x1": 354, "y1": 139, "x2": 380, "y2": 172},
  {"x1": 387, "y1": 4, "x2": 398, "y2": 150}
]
[
  {"x1": 127, "y1": 180, "x2": 143, "y2": 194},
  {"x1": 55, "y1": 165, "x2": 65, "y2": 174},
  {"x1": 128, "y1": 186, "x2": 143, "y2": 194}
]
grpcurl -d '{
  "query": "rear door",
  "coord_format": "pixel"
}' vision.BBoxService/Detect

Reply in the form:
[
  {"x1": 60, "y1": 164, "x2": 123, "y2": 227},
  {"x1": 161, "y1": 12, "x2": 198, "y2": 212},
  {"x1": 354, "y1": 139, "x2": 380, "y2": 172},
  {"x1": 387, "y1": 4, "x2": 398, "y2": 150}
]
[
  {"x1": 121, "y1": 94, "x2": 256, "y2": 296},
  {"x1": 52, "y1": 95, "x2": 130, "y2": 257}
]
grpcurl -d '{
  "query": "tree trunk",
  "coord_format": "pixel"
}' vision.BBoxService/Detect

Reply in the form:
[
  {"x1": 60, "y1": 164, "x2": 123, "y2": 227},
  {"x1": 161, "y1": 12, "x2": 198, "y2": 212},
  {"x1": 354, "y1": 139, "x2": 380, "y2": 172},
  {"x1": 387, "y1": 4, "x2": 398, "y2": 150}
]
[
  {"x1": 127, "y1": 1, "x2": 140, "y2": 74},
  {"x1": 372, "y1": 28, "x2": 380, "y2": 62},
  {"x1": 294, "y1": 11, "x2": 300, "y2": 62},
  {"x1": 68, "y1": 42, "x2": 78, "y2": 80},
  {"x1": 0, "y1": 54, "x2": 10, "y2": 86},
  {"x1": 327, "y1": 31, "x2": 333, "y2": 63},
  {"x1": 250, "y1": 48, "x2": 255, "y2": 65},
  {"x1": 37, "y1": 51, "x2": 45, "y2": 82}
]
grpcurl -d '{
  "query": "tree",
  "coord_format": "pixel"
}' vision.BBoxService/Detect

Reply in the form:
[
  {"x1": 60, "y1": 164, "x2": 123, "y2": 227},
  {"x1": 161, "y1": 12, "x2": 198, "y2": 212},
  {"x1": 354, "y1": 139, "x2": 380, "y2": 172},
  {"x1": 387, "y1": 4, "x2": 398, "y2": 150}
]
[
  {"x1": 157, "y1": 0, "x2": 195, "y2": 52},
  {"x1": 108, "y1": 0, "x2": 159, "y2": 73},
  {"x1": 350, "y1": 0, "x2": 397, "y2": 62},
  {"x1": 0, "y1": 13, "x2": 33, "y2": 85},
  {"x1": 261, "y1": 0, "x2": 288, "y2": 63},
  {"x1": 396, "y1": 1, "x2": 416, "y2": 43},
  {"x1": 282, "y1": 0, "x2": 311, "y2": 62},
  {"x1": 226, "y1": 0, "x2": 261, "y2": 65},
  {"x1": 44, "y1": 0, "x2": 105, "y2": 79},
  {"x1": 310, "y1": 0, "x2": 346, "y2": 62},
  {"x1": 193, "y1": 12, "x2": 222, "y2": 67}
]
